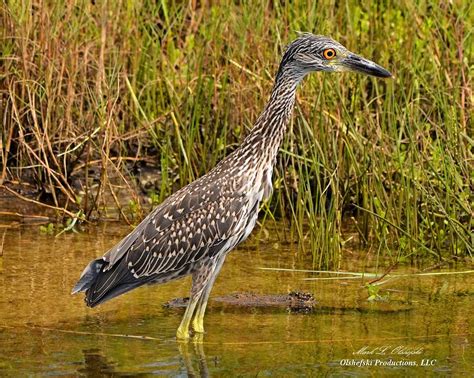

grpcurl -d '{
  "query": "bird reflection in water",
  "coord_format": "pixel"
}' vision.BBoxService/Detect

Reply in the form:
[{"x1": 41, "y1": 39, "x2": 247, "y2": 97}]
[{"x1": 77, "y1": 341, "x2": 211, "y2": 376}]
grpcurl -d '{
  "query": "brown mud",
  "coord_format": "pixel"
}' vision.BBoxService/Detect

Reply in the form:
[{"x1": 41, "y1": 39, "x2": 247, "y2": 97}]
[{"x1": 164, "y1": 291, "x2": 317, "y2": 313}]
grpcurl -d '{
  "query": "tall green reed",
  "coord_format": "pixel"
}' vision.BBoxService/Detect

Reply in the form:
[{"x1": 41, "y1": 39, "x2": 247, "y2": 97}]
[{"x1": 1, "y1": 1, "x2": 471, "y2": 265}]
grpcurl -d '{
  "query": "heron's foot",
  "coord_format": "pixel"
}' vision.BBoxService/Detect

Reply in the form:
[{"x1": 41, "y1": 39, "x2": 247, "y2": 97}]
[
  {"x1": 191, "y1": 316, "x2": 205, "y2": 334},
  {"x1": 176, "y1": 325, "x2": 192, "y2": 340}
]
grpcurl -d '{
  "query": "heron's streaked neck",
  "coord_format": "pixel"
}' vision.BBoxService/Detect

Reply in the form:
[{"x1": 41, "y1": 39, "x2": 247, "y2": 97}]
[{"x1": 242, "y1": 70, "x2": 301, "y2": 155}]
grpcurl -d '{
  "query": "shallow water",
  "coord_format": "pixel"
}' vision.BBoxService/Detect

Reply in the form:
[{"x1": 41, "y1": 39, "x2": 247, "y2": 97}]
[{"x1": 0, "y1": 223, "x2": 472, "y2": 376}]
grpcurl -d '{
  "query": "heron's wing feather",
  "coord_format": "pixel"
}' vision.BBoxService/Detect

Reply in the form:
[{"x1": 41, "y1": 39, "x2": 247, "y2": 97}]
[
  {"x1": 85, "y1": 188, "x2": 249, "y2": 304},
  {"x1": 123, "y1": 192, "x2": 247, "y2": 278},
  {"x1": 102, "y1": 174, "x2": 249, "y2": 278},
  {"x1": 104, "y1": 174, "x2": 223, "y2": 266}
]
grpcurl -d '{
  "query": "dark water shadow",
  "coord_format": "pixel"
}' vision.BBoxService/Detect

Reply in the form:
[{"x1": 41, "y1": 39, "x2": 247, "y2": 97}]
[{"x1": 78, "y1": 349, "x2": 119, "y2": 377}]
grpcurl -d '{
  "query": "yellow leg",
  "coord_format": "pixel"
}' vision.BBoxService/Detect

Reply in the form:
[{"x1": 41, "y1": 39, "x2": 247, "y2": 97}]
[
  {"x1": 191, "y1": 297, "x2": 208, "y2": 333},
  {"x1": 191, "y1": 255, "x2": 226, "y2": 334},
  {"x1": 176, "y1": 295, "x2": 200, "y2": 340},
  {"x1": 177, "y1": 255, "x2": 226, "y2": 339}
]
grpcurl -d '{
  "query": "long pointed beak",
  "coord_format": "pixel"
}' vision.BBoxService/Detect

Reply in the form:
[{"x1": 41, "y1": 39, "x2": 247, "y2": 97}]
[{"x1": 342, "y1": 54, "x2": 392, "y2": 78}]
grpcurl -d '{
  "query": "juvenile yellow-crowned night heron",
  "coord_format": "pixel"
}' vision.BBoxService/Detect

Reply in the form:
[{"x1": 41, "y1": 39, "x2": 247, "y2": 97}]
[{"x1": 72, "y1": 33, "x2": 391, "y2": 339}]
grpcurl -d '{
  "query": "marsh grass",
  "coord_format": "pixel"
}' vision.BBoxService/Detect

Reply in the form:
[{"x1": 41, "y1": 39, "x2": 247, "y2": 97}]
[{"x1": 1, "y1": 1, "x2": 472, "y2": 265}]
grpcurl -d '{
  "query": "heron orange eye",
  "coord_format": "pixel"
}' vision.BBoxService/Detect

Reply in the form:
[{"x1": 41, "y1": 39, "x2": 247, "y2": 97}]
[{"x1": 323, "y1": 48, "x2": 336, "y2": 60}]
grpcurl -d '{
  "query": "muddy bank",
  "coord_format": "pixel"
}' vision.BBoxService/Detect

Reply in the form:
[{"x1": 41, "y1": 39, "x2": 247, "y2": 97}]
[
  {"x1": 164, "y1": 291, "x2": 317, "y2": 313},
  {"x1": 164, "y1": 291, "x2": 415, "y2": 315}
]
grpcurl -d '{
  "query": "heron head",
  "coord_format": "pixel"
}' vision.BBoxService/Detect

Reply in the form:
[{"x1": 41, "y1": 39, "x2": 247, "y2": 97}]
[{"x1": 278, "y1": 33, "x2": 392, "y2": 81}]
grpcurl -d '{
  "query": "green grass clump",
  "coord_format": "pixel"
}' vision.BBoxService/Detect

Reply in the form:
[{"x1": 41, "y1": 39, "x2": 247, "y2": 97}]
[{"x1": 1, "y1": 1, "x2": 472, "y2": 265}]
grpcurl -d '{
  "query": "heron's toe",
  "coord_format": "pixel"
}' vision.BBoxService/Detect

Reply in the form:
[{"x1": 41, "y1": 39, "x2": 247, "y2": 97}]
[
  {"x1": 192, "y1": 322, "x2": 205, "y2": 334},
  {"x1": 176, "y1": 327, "x2": 192, "y2": 340}
]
